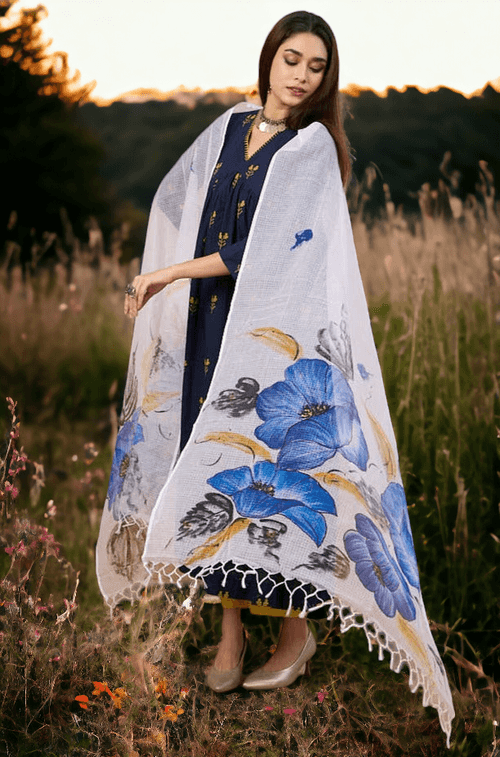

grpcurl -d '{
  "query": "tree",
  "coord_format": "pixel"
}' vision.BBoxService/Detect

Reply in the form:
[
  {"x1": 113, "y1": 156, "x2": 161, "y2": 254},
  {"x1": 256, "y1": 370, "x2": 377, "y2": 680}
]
[{"x1": 0, "y1": 2, "x2": 110, "y2": 266}]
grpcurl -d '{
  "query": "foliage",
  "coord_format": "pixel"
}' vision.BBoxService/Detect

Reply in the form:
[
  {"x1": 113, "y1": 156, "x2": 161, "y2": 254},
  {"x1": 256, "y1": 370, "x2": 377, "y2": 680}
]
[
  {"x1": 0, "y1": 2, "x2": 110, "y2": 257},
  {"x1": 77, "y1": 85, "x2": 500, "y2": 216}
]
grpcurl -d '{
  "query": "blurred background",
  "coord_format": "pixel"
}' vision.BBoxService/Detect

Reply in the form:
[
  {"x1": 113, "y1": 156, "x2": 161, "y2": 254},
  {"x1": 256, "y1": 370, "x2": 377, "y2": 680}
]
[{"x1": 1, "y1": 2, "x2": 499, "y2": 755}]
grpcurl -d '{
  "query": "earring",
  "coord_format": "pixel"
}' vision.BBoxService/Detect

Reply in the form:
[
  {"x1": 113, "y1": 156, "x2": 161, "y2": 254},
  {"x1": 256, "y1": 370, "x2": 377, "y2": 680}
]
[{"x1": 268, "y1": 86, "x2": 272, "y2": 93}]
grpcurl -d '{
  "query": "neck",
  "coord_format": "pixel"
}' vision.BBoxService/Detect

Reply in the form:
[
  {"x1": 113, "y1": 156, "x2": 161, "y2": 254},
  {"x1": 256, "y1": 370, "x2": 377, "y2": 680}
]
[{"x1": 263, "y1": 92, "x2": 290, "y2": 121}]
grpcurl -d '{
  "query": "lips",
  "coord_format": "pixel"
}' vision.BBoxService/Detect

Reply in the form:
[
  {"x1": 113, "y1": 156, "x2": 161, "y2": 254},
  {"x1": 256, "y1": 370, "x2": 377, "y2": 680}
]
[{"x1": 288, "y1": 87, "x2": 306, "y2": 96}]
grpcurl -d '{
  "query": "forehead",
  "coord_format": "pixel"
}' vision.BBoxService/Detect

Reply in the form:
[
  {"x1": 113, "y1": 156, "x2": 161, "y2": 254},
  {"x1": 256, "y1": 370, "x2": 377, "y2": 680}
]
[{"x1": 278, "y1": 32, "x2": 328, "y2": 59}]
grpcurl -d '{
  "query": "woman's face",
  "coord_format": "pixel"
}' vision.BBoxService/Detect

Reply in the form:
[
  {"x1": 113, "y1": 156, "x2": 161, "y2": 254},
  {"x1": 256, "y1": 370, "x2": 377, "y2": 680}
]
[{"x1": 267, "y1": 32, "x2": 328, "y2": 115}]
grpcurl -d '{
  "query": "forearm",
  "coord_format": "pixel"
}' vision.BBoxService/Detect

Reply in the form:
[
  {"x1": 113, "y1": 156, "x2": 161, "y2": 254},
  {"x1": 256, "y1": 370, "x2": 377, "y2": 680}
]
[{"x1": 168, "y1": 252, "x2": 230, "y2": 282}]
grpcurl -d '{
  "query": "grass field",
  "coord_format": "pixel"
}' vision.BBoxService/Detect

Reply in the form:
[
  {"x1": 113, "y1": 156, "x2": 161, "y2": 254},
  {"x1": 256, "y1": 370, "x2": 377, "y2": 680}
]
[{"x1": 1, "y1": 196, "x2": 499, "y2": 756}]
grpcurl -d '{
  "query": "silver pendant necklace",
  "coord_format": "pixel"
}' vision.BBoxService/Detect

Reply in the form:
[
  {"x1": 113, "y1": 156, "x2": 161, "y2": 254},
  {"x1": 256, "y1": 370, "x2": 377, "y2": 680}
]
[{"x1": 257, "y1": 109, "x2": 287, "y2": 134}]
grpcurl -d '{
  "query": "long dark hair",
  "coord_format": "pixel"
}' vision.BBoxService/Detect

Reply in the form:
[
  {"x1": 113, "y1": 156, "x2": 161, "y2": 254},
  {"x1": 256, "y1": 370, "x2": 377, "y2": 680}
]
[{"x1": 258, "y1": 10, "x2": 351, "y2": 187}]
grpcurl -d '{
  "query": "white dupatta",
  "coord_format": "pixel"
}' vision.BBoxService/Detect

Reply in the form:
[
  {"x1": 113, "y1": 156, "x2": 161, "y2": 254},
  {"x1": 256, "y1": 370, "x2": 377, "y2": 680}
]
[{"x1": 96, "y1": 102, "x2": 454, "y2": 744}]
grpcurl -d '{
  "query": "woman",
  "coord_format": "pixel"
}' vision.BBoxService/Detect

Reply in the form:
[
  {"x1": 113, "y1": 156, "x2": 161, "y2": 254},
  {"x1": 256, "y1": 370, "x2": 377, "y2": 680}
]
[{"x1": 97, "y1": 11, "x2": 454, "y2": 744}]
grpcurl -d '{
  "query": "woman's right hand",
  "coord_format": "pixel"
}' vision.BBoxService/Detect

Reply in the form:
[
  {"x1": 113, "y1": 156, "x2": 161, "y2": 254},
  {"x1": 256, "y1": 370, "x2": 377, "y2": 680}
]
[{"x1": 124, "y1": 268, "x2": 174, "y2": 318}]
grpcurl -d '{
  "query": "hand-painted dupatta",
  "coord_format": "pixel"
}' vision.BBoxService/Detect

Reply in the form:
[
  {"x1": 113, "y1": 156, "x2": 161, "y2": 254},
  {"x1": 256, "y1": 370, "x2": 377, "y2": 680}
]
[{"x1": 96, "y1": 102, "x2": 454, "y2": 744}]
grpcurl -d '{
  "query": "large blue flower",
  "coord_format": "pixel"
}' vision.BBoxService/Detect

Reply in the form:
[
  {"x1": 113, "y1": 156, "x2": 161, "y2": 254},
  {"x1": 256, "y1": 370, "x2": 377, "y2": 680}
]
[
  {"x1": 108, "y1": 409, "x2": 144, "y2": 510},
  {"x1": 255, "y1": 359, "x2": 368, "y2": 471},
  {"x1": 344, "y1": 513, "x2": 416, "y2": 621},
  {"x1": 381, "y1": 483, "x2": 420, "y2": 588},
  {"x1": 207, "y1": 461, "x2": 336, "y2": 547}
]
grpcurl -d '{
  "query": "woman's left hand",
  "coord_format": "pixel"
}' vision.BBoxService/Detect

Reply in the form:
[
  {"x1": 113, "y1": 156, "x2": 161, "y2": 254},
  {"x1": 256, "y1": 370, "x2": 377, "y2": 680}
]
[{"x1": 124, "y1": 268, "x2": 174, "y2": 318}]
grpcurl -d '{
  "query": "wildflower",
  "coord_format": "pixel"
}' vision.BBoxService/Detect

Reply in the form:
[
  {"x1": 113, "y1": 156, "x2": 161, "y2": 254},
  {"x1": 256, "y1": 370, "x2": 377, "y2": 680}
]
[
  {"x1": 264, "y1": 706, "x2": 274, "y2": 711},
  {"x1": 162, "y1": 705, "x2": 184, "y2": 722},
  {"x1": 317, "y1": 691, "x2": 326, "y2": 703},
  {"x1": 58, "y1": 303, "x2": 68, "y2": 311},
  {"x1": 4, "y1": 482, "x2": 19, "y2": 500},
  {"x1": 179, "y1": 686, "x2": 190, "y2": 699},
  {"x1": 283, "y1": 708, "x2": 297, "y2": 715},
  {"x1": 83, "y1": 441, "x2": 99, "y2": 463},
  {"x1": 75, "y1": 695, "x2": 89, "y2": 710},
  {"x1": 111, "y1": 687, "x2": 129, "y2": 708},
  {"x1": 44, "y1": 500, "x2": 57, "y2": 519},
  {"x1": 92, "y1": 681, "x2": 113, "y2": 698},
  {"x1": 155, "y1": 678, "x2": 168, "y2": 697}
]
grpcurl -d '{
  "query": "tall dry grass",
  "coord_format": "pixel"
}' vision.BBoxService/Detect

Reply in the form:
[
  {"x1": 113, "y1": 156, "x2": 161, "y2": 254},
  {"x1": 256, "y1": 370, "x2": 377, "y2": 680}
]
[{"x1": 1, "y1": 180, "x2": 500, "y2": 755}]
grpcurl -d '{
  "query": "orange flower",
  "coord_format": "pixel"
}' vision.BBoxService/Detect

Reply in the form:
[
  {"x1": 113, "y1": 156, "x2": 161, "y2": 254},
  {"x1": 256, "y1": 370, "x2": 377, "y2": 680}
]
[
  {"x1": 110, "y1": 687, "x2": 129, "y2": 709},
  {"x1": 75, "y1": 695, "x2": 89, "y2": 710},
  {"x1": 162, "y1": 705, "x2": 184, "y2": 722},
  {"x1": 155, "y1": 678, "x2": 168, "y2": 697},
  {"x1": 179, "y1": 687, "x2": 190, "y2": 699},
  {"x1": 92, "y1": 681, "x2": 113, "y2": 697}
]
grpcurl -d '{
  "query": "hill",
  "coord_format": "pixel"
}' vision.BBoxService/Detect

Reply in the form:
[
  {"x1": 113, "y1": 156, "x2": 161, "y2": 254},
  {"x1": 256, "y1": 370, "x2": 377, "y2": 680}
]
[{"x1": 78, "y1": 84, "x2": 500, "y2": 215}]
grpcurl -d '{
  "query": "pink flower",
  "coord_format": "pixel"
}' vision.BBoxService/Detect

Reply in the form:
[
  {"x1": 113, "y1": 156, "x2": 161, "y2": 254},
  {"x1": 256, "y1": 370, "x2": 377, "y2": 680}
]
[
  {"x1": 317, "y1": 691, "x2": 326, "y2": 703},
  {"x1": 283, "y1": 708, "x2": 297, "y2": 715},
  {"x1": 264, "y1": 706, "x2": 274, "y2": 711}
]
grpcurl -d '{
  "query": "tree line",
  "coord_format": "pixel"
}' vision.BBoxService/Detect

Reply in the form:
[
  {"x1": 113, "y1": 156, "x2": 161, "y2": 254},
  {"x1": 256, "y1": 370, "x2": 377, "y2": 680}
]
[{"x1": 1, "y1": 2, "x2": 499, "y2": 268}]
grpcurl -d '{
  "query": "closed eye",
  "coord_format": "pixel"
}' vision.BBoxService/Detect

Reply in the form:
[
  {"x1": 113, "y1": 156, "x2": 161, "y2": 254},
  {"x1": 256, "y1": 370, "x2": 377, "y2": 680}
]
[{"x1": 285, "y1": 59, "x2": 324, "y2": 74}]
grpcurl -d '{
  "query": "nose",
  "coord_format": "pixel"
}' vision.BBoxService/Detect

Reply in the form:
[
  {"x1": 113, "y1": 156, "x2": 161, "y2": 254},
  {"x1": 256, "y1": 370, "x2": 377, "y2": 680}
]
[{"x1": 294, "y1": 63, "x2": 308, "y2": 83}]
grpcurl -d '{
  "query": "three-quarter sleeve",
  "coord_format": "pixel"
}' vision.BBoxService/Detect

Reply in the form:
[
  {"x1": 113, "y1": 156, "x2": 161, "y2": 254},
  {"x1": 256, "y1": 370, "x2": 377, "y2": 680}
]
[{"x1": 219, "y1": 238, "x2": 246, "y2": 280}]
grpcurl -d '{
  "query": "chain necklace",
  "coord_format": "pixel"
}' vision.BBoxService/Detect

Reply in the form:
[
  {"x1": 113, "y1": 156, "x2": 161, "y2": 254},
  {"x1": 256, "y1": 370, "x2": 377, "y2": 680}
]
[{"x1": 256, "y1": 109, "x2": 288, "y2": 134}]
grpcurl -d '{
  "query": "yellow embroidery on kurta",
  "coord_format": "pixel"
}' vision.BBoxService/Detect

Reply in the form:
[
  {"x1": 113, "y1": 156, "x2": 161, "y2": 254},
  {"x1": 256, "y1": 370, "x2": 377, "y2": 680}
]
[
  {"x1": 209, "y1": 211, "x2": 217, "y2": 227},
  {"x1": 213, "y1": 161, "x2": 223, "y2": 176},
  {"x1": 204, "y1": 358, "x2": 210, "y2": 374},
  {"x1": 237, "y1": 200, "x2": 246, "y2": 219},
  {"x1": 246, "y1": 164, "x2": 259, "y2": 179},
  {"x1": 184, "y1": 360, "x2": 188, "y2": 367},
  {"x1": 210, "y1": 294, "x2": 218, "y2": 313},
  {"x1": 189, "y1": 296, "x2": 199, "y2": 314},
  {"x1": 199, "y1": 397, "x2": 205, "y2": 406},
  {"x1": 242, "y1": 113, "x2": 256, "y2": 127},
  {"x1": 232, "y1": 173, "x2": 242, "y2": 188},
  {"x1": 218, "y1": 232, "x2": 229, "y2": 250}
]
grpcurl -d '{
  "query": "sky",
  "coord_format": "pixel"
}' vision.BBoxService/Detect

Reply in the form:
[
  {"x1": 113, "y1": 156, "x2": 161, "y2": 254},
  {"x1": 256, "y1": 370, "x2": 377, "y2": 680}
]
[{"x1": 23, "y1": 0, "x2": 500, "y2": 101}]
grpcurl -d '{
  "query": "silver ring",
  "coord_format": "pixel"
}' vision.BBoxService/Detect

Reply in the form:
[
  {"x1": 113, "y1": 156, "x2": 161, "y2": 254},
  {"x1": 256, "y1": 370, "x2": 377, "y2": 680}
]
[{"x1": 125, "y1": 283, "x2": 137, "y2": 297}]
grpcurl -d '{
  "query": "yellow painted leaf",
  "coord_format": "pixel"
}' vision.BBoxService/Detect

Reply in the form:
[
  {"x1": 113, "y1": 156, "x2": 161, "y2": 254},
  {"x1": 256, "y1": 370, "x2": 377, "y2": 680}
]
[
  {"x1": 185, "y1": 518, "x2": 251, "y2": 565},
  {"x1": 365, "y1": 407, "x2": 397, "y2": 481},
  {"x1": 140, "y1": 339, "x2": 156, "y2": 388},
  {"x1": 142, "y1": 391, "x2": 179, "y2": 414},
  {"x1": 200, "y1": 432, "x2": 273, "y2": 461},
  {"x1": 314, "y1": 472, "x2": 367, "y2": 508},
  {"x1": 249, "y1": 327, "x2": 302, "y2": 361},
  {"x1": 397, "y1": 615, "x2": 432, "y2": 676}
]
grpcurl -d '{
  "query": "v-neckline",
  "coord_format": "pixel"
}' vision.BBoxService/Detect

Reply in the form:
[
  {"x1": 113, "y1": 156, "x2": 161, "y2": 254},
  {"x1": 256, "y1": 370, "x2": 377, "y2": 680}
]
[{"x1": 244, "y1": 116, "x2": 284, "y2": 162}]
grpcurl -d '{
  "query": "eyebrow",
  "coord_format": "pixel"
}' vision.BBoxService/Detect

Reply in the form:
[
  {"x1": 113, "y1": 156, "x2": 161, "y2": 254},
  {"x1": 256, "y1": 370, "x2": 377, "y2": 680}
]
[{"x1": 284, "y1": 47, "x2": 327, "y2": 64}]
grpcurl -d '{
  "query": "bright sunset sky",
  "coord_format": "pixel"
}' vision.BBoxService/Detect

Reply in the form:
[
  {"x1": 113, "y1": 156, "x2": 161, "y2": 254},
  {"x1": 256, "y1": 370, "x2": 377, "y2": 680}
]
[{"x1": 25, "y1": 0, "x2": 500, "y2": 101}]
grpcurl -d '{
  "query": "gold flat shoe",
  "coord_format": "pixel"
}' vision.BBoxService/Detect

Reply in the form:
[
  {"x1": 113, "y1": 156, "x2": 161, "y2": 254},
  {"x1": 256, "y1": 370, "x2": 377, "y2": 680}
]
[
  {"x1": 242, "y1": 628, "x2": 316, "y2": 690},
  {"x1": 205, "y1": 636, "x2": 247, "y2": 693}
]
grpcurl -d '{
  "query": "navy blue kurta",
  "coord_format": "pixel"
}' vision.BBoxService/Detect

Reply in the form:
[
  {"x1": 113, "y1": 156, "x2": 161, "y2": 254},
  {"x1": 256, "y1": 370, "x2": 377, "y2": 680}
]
[{"x1": 180, "y1": 111, "x2": 297, "y2": 449}]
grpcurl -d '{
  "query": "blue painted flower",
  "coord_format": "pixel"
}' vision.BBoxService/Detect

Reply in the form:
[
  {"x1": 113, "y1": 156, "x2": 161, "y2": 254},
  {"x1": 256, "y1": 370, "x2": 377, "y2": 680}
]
[
  {"x1": 255, "y1": 359, "x2": 368, "y2": 472},
  {"x1": 357, "y1": 363, "x2": 371, "y2": 380},
  {"x1": 290, "y1": 229, "x2": 313, "y2": 250},
  {"x1": 207, "y1": 461, "x2": 336, "y2": 547},
  {"x1": 381, "y1": 483, "x2": 420, "y2": 588},
  {"x1": 108, "y1": 409, "x2": 145, "y2": 510},
  {"x1": 344, "y1": 514, "x2": 416, "y2": 620}
]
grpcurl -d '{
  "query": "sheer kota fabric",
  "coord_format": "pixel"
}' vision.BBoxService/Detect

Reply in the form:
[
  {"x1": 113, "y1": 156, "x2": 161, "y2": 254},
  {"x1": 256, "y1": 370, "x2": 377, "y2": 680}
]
[{"x1": 96, "y1": 102, "x2": 454, "y2": 744}]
